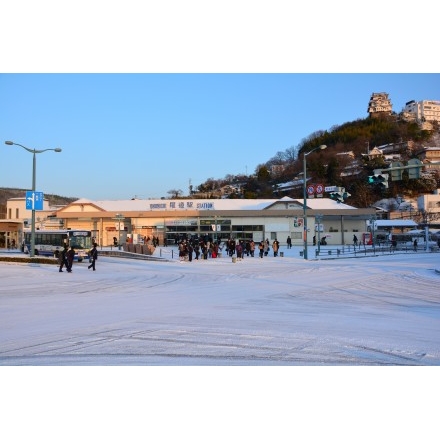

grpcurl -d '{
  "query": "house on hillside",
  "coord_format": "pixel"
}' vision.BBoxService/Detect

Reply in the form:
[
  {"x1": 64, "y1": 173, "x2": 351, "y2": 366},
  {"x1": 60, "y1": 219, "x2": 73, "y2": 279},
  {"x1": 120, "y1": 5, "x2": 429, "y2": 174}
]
[
  {"x1": 361, "y1": 146, "x2": 383, "y2": 160},
  {"x1": 336, "y1": 151, "x2": 355, "y2": 160},
  {"x1": 340, "y1": 160, "x2": 363, "y2": 177},
  {"x1": 270, "y1": 164, "x2": 285, "y2": 177},
  {"x1": 417, "y1": 189, "x2": 440, "y2": 217},
  {"x1": 377, "y1": 141, "x2": 414, "y2": 155},
  {"x1": 416, "y1": 147, "x2": 440, "y2": 172}
]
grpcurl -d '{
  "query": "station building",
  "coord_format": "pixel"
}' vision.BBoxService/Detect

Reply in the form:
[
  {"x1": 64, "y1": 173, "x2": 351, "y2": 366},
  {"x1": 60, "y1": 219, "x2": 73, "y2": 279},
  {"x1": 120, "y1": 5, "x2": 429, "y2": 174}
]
[{"x1": 53, "y1": 196, "x2": 376, "y2": 247}]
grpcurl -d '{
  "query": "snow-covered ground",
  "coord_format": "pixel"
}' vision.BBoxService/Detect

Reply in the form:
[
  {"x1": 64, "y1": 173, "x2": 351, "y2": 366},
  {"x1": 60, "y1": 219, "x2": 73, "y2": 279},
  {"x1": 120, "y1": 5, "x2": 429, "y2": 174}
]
[
  {"x1": 1, "y1": 246, "x2": 439, "y2": 438},
  {"x1": 1, "y1": 245, "x2": 439, "y2": 366}
]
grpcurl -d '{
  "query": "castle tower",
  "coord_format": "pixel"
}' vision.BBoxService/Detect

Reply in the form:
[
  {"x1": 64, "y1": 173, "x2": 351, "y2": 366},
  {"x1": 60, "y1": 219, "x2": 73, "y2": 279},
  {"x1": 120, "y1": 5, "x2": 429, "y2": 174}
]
[{"x1": 368, "y1": 92, "x2": 393, "y2": 118}]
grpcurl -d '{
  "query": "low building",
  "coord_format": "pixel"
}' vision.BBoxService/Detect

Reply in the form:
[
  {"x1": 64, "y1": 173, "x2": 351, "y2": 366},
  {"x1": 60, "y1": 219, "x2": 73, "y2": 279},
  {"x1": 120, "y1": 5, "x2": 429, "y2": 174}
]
[
  {"x1": 54, "y1": 196, "x2": 376, "y2": 248},
  {"x1": 0, "y1": 220, "x2": 23, "y2": 249},
  {"x1": 5, "y1": 197, "x2": 64, "y2": 229},
  {"x1": 0, "y1": 197, "x2": 65, "y2": 249}
]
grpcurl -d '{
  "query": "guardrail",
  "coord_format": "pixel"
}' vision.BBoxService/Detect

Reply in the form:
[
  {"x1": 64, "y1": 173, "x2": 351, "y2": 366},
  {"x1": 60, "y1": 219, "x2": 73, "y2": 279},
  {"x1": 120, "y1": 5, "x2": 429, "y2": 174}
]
[
  {"x1": 99, "y1": 249, "x2": 170, "y2": 262},
  {"x1": 314, "y1": 243, "x2": 439, "y2": 258}
]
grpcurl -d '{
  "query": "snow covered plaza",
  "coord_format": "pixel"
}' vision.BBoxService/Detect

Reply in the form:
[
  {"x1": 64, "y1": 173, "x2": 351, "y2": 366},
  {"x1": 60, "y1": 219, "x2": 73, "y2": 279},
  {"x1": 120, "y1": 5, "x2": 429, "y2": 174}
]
[
  {"x1": 1, "y1": 247, "x2": 439, "y2": 440},
  {"x1": 1, "y1": 247, "x2": 439, "y2": 366}
]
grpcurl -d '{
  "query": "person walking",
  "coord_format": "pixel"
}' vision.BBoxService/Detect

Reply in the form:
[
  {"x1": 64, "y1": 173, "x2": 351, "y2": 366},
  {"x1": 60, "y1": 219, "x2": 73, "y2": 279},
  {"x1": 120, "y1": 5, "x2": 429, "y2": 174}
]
[
  {"x1": 88, "y1": 242, "x2": 98, "y2": 270},
  {"x1": 66, "y1": 246, "x2": 75, "y2": 272},
  {"x1": 245, "y1": 240, "x2": 251, "y2": 257},
  {"x1": 264, "y1": 239, "x2": 269, "y2": 256},
  {"x1": 272, "y1": 239, "x2": 279, "y2": 257},
  {"x1": 413, "y1": 238, "x2": 418, "y2": 252},
  {"x1": 194, "y1": 242, "x2": 200, "y2": 260},
  {"x1": 59, "y1": 244, "x2": 69, "y2": 272},
  {"x1": 187, "y1": 242, "x2": 193, "y2": 262},
  {"x1": 353, "y1": 234, "x2": 358, "y2": 248},
  {"x1": 250, "y1": 240, "x2": 255, "y2": 257},
  {"x1": 258, "y1": 241, "x2": 264, "y2": 258},
  {"x1": 236, "y1": 241, "x2": 243, "y2": 259},
  {"x1": 287, "y1": 236, "x2": 292, "y2": 249}
]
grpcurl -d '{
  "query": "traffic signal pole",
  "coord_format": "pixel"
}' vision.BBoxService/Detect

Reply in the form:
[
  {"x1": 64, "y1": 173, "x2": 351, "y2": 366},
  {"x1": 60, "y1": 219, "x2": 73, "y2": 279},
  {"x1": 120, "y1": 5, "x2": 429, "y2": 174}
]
[{"x1": 372, "y1": 160, "x2": 423, "y2": 180}]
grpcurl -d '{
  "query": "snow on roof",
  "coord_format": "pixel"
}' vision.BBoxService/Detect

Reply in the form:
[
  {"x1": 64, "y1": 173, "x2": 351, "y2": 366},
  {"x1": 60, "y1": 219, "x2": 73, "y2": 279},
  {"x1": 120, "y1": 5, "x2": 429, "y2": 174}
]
[
  {"x1": 93, "y1": 199, "x2": 276, "y2": 211},
  {"x1": 374, "y1": 220, "x2": 418, "y2": 227},
  {"x1": 304, "y1": 198, "x2": 356, "y2": 210},
  {"x1": 70, "y1": 197, "x2": 357, "y2": 212}
]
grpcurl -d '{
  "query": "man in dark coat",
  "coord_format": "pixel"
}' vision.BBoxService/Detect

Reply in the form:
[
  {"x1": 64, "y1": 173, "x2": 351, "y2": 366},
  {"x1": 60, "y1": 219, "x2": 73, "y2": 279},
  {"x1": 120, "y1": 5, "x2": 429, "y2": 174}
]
[
  {"x1": 59, "y1": 244, "x2": 69, "y2": 272},
  {"x1": 88, "y1": 243, "x2": 98, "y2": 270},
  {"x1": 66, "y1": 246, "x2": 75, "y2": 272}
]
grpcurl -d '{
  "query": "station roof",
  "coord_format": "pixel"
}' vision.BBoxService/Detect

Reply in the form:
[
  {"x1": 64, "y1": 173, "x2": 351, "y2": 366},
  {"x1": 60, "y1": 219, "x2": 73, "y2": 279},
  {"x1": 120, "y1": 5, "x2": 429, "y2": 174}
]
[
  {"x1": 66, "y1": 196, "x2": 357, "y2": 213},
  {"x1": 373, "y1": 220, "x2": 418, "y2": 228}
]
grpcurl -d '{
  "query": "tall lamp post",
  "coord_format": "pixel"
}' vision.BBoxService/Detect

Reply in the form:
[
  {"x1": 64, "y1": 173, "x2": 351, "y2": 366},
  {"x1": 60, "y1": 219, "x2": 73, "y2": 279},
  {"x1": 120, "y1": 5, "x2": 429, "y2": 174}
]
[
  {"x1": 5, "y1": 141, "x2": 62, "y2": 257},
  {"x1": 303, "y1": 144, "x2": 327, "y2": 259}
]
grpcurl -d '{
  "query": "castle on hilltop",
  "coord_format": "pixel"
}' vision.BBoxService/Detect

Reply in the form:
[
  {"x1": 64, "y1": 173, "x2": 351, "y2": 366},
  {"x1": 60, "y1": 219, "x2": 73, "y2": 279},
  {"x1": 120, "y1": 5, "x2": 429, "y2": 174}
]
[
  {"x1": 368, "y1": 92, "x2": 393, "y2": 117},
  {"x1": 368, "y1": 92, "x2": 440, "y2": 130}
]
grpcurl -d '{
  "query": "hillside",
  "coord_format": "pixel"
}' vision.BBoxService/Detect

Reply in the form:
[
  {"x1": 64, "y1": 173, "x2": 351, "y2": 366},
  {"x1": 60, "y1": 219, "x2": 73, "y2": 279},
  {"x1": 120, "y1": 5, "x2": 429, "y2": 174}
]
[{"x1": 196, "y1": 115, "x2": 440, "y2": 208}]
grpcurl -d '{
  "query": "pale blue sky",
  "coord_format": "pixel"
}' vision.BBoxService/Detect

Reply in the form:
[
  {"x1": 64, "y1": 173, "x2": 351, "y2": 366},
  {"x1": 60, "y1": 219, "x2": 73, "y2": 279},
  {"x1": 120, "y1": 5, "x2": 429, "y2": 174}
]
[
  {"x1": 2, "y1": 73, "x2": 438, "y2": 200},
  {"x1": 1, "y1": 2, "x2": 438, "y2": 200}
]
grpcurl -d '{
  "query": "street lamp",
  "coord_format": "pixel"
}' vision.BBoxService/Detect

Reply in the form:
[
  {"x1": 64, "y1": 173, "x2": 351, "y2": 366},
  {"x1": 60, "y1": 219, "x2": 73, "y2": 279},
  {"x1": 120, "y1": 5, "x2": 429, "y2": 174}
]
[
  {"x1": 303, "y1": 144, "x2": 327, "y2": 259},
  {"x1": 5, "y1": 141, "x2": 62, "y2": 257}
]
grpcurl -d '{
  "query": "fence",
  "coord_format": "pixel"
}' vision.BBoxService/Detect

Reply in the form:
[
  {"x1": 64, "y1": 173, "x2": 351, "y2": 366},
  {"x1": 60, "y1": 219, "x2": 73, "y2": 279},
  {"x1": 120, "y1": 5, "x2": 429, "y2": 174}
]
[{"x1": 315, "y1": 242, "x2": 439, "y2": 258}]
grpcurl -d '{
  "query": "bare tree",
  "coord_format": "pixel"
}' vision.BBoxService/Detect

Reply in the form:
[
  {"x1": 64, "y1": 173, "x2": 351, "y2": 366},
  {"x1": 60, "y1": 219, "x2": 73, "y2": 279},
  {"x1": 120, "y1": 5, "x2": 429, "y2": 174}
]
[
  {"x1": 283, "y1": 145, "x2": 296, "y2": 163},
  {"x1": 167, "y1": 189, "x2": 183, "y2": 199}
]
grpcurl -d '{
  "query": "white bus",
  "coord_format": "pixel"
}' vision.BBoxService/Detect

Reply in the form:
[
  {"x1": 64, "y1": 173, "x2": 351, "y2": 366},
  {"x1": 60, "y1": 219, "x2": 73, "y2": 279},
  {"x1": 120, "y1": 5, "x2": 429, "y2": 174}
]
[{"x1": 23, "y1": 229, "x2": 93, "y2": 261}]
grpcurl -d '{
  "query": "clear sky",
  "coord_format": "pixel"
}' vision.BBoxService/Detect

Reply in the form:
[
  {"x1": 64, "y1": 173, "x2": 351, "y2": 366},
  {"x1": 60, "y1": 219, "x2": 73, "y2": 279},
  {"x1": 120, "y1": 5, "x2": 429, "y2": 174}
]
[
  {"x1": 1, "y1": 2, "x2": 438, "y2": 201},
  {"x1": 2, "y1": 73, "x2": 438, "y2": 200}
]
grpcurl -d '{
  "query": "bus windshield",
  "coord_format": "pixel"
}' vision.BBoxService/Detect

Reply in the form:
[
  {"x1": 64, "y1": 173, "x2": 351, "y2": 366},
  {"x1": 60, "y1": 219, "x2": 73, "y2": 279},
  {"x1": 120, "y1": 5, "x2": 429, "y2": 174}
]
[{"x1": 69, "y1": 232, "x2": 92, "y2": 250}]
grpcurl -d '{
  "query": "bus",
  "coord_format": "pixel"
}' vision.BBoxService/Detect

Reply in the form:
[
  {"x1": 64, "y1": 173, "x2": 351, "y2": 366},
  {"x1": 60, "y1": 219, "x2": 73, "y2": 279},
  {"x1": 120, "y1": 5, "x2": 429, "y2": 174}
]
[{"x1": 23, "y1": 229, "x2": 93, "y2": 261}]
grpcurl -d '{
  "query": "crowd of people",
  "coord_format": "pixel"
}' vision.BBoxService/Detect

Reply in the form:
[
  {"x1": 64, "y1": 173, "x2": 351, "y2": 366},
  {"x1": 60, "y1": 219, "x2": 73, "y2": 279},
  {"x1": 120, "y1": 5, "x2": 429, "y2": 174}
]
[{"x1": 176, "y1": 236, "x2": 282, "y2": 262}]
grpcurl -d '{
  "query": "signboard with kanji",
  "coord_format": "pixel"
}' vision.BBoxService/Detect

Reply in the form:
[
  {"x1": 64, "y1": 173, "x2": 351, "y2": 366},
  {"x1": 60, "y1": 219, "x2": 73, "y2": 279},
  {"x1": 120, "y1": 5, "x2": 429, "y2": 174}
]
[{"x1": 25, "y1": 191, "x2": 44, "y2": 210}]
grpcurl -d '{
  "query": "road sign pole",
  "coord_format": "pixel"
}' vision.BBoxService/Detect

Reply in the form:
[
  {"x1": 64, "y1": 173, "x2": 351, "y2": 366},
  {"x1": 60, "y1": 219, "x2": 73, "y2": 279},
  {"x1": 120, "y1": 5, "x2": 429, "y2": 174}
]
[
  {"x1": 5, "y1": 141, "x2": 61, "y2": 257},
  {"x1": 31, "y1": 151, "x2": 36, "y2": 257}
]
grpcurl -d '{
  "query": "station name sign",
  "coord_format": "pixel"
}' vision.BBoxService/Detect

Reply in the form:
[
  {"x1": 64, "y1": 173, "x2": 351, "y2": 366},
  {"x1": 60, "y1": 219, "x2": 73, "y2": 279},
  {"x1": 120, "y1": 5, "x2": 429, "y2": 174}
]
[{"x1": 149, "y1": 201, "x2": 215, "y2": 210}]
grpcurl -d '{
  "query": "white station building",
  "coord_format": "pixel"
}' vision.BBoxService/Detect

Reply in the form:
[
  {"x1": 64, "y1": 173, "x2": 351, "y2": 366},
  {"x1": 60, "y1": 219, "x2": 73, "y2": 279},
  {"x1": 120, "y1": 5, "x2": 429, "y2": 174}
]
[{"x1": 52, "y1": 196, "x2": 376, "y2": 247}]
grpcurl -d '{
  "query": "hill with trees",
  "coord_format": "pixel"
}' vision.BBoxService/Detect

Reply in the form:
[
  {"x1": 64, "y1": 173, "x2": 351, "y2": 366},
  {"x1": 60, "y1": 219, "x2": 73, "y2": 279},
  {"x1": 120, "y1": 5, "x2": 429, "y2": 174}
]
[{"x1": 192, "y1": 115, "x2": 440, "y2": 208}]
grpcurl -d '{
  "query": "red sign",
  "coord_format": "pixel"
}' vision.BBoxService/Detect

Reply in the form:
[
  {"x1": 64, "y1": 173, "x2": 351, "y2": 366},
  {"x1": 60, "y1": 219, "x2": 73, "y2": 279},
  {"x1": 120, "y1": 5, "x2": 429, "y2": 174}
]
[{"x1": 315, "y1": 183, "x2": 324, "y2": 195}]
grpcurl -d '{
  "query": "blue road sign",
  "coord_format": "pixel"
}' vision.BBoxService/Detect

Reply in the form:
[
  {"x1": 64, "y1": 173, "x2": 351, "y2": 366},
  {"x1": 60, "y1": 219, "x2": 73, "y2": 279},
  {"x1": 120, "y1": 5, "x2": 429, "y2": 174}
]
[{"x1": 26, "y1": 191, "x2": 44, "y2": 210}]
